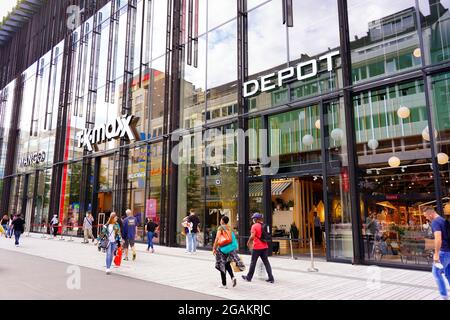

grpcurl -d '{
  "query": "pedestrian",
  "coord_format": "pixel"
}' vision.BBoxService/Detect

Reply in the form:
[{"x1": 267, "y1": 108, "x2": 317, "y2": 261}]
[
  {"x1": 187, "y1": 209, "x2": 201, "y2": 254},
  {"x1": 423, "y1": 207, "x2": 450, "y2": 300},
  {"x1": 181, "y1": 215, "x2": 190, "y2": 253},
  {"x1": 213, "y1": 216, "x2": 244, "y2": 289},
  {"x1": 1, "y1": 214, "x2": 9, "y2": 238},
  {"x1": 123, "y1": 209, "x2": 138, "y2": 261},
  {"x1": 99, "y1": 212, "x2": 121, "y2": 275},
  {"x1": 11, "y1": 213, "x2": 25, "y2": 247},
  {"x1": 7, "y1": 216, "x2": 13, "y2": 238},
  {"x1": 50, "y1": 214, "x2": 59, "y2": 238},
  {"x1": 145, "y1": 217, "x2": 159, "y2": 253},
  {"x1": 83, "y1": 212, "x2": 95, "y2": 243},
  {"x1": 313, "y1": 212, "x2": 322, "y2": 245},
  {"x1": 241, "y1": 213, "x2": 275, "y2": 283}
]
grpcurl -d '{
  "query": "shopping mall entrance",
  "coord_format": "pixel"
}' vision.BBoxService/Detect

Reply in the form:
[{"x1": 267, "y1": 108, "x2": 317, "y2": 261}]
[{"x1": 270, "y1": 175, "x2": 326, "y2": 258}]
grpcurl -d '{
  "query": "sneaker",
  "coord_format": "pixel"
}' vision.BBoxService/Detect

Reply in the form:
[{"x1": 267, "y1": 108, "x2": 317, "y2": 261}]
[
  {"x1": 151, "y1": 249, "x2": 155, "y2": 253},
  {"x1": 232, "y1": 277, "x2": 237, "y2": 287},
  {"x1": 15, "y1": 244, "x2": 19, "y2": 247},
  {"x1": 265, "y1": 279, "x2": 275, "y2": 284},
  {"x1": 132, "y1": 252, "x2": 136, "y2": 261},
  {"x1": 218, "y1": 284, "x2": 227, "y2": 289},
  {"x1": 124, "y1": 257, "x2": 129, "y2": 261},
  {"x1": 241, "y1": 275, "x2": 251, "y2": 282},
  {"x1": 106, "y1": 269, "x2": 111, "y2": 275}
]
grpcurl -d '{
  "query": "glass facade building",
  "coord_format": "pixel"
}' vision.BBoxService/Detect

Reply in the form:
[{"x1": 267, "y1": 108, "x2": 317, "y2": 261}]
[{"x1": 1, "y1": 0, "x2": 450, "y2": 269}]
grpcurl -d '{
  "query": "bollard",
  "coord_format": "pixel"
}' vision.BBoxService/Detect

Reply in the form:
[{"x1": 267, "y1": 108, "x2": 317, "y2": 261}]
[
  {"x1": 307, "y1": 238, "x2": 319, "y2": 272},
  {"x1": 289, "y1": 237, "x2": 294, "y2": 260}
]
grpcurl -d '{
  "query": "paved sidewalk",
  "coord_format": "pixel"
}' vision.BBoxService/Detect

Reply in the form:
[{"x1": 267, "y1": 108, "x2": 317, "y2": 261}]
[{"x1": 0, "y1": 233, "x2": 444, "y2": 300}]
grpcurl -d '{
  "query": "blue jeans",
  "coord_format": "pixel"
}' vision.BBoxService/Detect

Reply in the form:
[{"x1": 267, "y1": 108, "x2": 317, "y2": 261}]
[
  {"x1": 432, "y1": 251, "x2": 450, "y2": 298},
  {"x1": 147, "y1": 232, "x2": 154, "y2": 250},
  {"x1": 14, "y1": 230, "x2": 21, "y2": 245},
  {"x1": 106, "y1": 242, "x2": 117, "y2": 269},
  {"x1": 187, "y1": 233, "x2": 197, "y2": 252}
]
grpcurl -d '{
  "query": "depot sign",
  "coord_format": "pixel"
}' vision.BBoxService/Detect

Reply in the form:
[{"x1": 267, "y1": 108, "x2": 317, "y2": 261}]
[
  {"x1": 19, "y1": 151, "x2": 46, "y2": 167},
  {"x1": 243, "y1": 51, "x2": 340, "y2": 98},
  {"x1": 76, "y1": 114, "x2": 139, "y2": 151}
]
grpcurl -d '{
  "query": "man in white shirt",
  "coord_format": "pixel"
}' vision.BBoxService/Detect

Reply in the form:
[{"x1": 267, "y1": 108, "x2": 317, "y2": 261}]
[{"x1": 83, "y1": 212, "x2": 95, "y2": 243}]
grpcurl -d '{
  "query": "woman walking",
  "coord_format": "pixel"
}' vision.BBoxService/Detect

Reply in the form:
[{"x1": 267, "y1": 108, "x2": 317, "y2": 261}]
[
  {"x1": 213, "y1": 216, "x2": 244, "y2": 289},
  {"x1": 145, "y1": 218, "x2": 159, "y2": 253},
  {"x1": 1, "y1": 215, "x2": 9, "y2": 238},
  {"x1": 99, "y1": 212, "x2": 121, "y2": 275}
]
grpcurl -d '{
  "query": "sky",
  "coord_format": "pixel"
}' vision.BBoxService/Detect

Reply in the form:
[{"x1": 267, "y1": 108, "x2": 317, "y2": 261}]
[{"x1": 0, "y1": 0, "x2": 17, "y2": 20}]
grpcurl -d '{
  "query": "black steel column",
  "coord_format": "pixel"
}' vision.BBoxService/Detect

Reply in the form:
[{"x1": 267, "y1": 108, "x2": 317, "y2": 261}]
[
  {"x1": 92, "y1": 156, "x2": 100, "y2": 237},
  {"x1": 320, "y1": 100, "x2": 332, "y2": 261},
  {"x1": 337, "y1": 0, "x2": 364, "y2": 264},
  {"x1": 0, "y1": 74, "x2": 24, "y2": 214},
  {"x1": 167, "y1": 0, "x2": 182, "y2": 247},
  {"x1": 48, "y1": 32, "x2": 75, "y2": 224},
  {"x1": 237, "y1": 0, "x2": 250, "y2": 252},
  {"x1": 414, "y1": 0, "x2": 444, "y2": 215},
  {"x1": 160, "y1": 0, "x2": 173, "y2": 246},
  {"x1": 261, "y1": 114, "x2": 272, "y2": 255},
  {"x1": 20, "y1": 174, "x2": 29, "y2": 219}
]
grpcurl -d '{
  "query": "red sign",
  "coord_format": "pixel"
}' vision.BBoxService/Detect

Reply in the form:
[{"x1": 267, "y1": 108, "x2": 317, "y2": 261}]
[
  {"x1": 386, "y1": 194, "x2": 399, "y2": 200},
  {"x1": 146, "y1": 199, "x2": 157, "y2": 218},
  {"x1": 341, "y1": 168, "x2": 349, "y2": 192}
]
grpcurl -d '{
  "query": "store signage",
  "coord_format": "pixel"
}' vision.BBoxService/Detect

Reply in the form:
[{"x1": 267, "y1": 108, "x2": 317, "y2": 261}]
[
  {"x1": 19, "y1": 151, "x2": 46, "y2": 167},
  {"x1": 128, "y1": 172, "x2": 145, "y2": 180},
  {"x1": 76, "y1": 114, "x2": 138, "y2": 151},
  {"x1": 146, "y1": 199, "x2": 157, "y2": 218},
  {"x1": 243, "y1": 51, "x2": 340, "y2": 98}
]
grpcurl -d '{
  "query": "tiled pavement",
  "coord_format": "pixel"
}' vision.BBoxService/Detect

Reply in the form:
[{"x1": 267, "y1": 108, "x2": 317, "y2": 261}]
[{"x1": 0, "y1": 233, "x2": 444, "y2": 300}]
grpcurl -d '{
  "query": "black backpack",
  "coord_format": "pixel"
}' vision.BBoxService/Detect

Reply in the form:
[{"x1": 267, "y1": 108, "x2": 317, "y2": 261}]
[{"x1": 259, "y1": 223, "x2": 272, "y2": 243}]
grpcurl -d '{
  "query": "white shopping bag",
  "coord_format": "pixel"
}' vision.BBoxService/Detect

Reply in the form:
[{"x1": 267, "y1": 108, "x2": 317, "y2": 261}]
[{"x1": 256, "y1": 260, "x2": 267, "y2": 280}]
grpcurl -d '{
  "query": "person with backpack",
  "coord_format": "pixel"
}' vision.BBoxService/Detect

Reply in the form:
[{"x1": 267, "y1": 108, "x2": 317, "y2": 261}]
[
  {"x1": 213, "y1": 216, "x2": 244, "y2": 289},
  {"x1": 99, "y1": 212, "x2": 122, "y2": 275},
  {"x1": 11, "y1": 213, "x2": 25, "y2": 247},
  {"x1": 241, "y1": 212, "x2": 274, "y2": 283},
  {"x1": 123, "y1": 209, "x2": 138, "y2": 261},
  {"x1": 423, "y1": 206, "x2": 450, "y2": 300},
  {"x1": 83, "y1": 212, "x2": 95, "y2": 243},
  {"x1": 50, "y1": 214, "x2": 59, "y2": 238}
]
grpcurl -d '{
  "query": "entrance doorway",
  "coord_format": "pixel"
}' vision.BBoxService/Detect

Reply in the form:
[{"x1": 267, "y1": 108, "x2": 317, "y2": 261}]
[{"x1": 270, "y1": 176, "x2": 325, "y2": 258}]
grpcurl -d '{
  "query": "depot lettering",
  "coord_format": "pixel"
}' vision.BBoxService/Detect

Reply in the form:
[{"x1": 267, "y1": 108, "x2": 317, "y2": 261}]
[
  {"x1": 20, "y1": 151, "x2": 46, "y2": 167},
  {"x1": 76, "y1": 114, "x2": 138, "y2": 152},
  {"x1": 243, "y1": 51, "x2": 340, "y2": 98}
]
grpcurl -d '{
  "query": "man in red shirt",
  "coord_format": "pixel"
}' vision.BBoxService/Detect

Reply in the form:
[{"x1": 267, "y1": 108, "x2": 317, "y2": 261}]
[{"x1": 242, "y1": 213, "x2": 274, "y2": 283}]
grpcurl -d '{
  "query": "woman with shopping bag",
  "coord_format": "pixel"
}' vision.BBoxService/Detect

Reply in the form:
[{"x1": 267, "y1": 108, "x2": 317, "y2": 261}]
[{"x1": 213, "y1": 216, "x2": 245, "y2": 289}]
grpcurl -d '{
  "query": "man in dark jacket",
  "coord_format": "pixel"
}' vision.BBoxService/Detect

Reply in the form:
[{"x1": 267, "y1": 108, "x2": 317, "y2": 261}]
[{"x1": 11, "y1": 213, "x2": 25, "y2": 247}]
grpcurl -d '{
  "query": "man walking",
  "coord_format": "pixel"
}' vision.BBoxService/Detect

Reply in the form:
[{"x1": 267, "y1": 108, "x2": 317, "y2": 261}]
[
  {"x1": 423, "y1": 207, "x2": 450, "y2": 300},
  {"x1": 187, "y1": 209, "x2": 200, "y2": 254},
  {"x1": 11, "y1": 213, "x2": 25, "y2": 247},
  {"x1": 83, "y1": 212, "x2": 95, "y2": 243},
  {"x1": 123, "y1": 209, "x2": 138, "y2": 261},
  {"x1": 242, "y1": 213, "x2": 275, "y2": 283}
]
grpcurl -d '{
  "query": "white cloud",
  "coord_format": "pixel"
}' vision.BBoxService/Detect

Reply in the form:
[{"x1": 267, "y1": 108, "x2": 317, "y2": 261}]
[{"x1": 0, "y1": 0, "x2": 18, "y2": 20}]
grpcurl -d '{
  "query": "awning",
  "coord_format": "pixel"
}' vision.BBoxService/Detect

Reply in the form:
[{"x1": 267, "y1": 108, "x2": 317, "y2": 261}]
[
  {"x1": 245, "y1": 181, "x2": 292, "y2": 198},
  {"x1": 271, "y1": 181, "x2": 291, "y2": 195},
  {"x1": 376, "y1": 201, "x2": 397, "y2": 210}
]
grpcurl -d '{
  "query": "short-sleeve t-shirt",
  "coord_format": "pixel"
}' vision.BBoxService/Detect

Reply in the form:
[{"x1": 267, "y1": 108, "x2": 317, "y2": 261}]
[
  {"x1": 251, "y1": 223, "x2": 268, "y2": 250},
  {"x1": 187, "y1": 215, "x2": 200, "y2": 233},
  {"x1": 146, "y1": 222, "x2": 158, "y2": 233},
  {"x1": 431, "y1": 216, "x2": 450, "y2": 252},
  {"x1": 123, "y1": 216, "x2": 138, "y2": 240}
]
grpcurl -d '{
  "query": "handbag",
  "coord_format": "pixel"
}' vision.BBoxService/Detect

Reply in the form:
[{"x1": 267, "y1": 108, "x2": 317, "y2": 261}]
[
  {"x1": 219, "y1": 232, "x2": 238, "y2": 254},
  {"x1": 217, "y1": 227, "x2": 232, "y2": 247}
]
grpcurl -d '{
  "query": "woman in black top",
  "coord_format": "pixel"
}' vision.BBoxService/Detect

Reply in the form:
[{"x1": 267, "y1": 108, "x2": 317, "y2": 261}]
[{"x1": 145, "y1": 218, "x2": 159, "y2": 253}]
